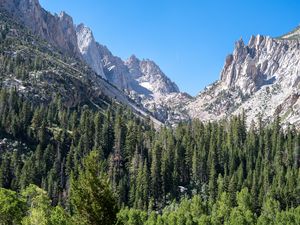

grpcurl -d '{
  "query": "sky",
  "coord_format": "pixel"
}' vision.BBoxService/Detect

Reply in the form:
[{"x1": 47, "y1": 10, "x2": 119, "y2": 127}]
[{"x1": 40, "y1": 0, "x2": 300, "y2": 96}]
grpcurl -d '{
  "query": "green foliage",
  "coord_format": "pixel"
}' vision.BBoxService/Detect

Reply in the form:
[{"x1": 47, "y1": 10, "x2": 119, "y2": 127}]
[
  {"x1": 117, "y1": 207, "x2": 147, "y2": 225},
  {"x1": 227, "y1": 188, "x2": 256, "y2": 225},
  {"x1": 117, "y1": 192, "x2": 300, "y2": 225},
  {"x1": 0, "y1": 184, "x2": 70, "y2": 225},
  {"x1": 71, "y1": 150, "x2": 118, "y2": 225},
  {"x1": 21, "y1": 184, "x2": 58, "y2": 225},
  {"x1": 0, "y1": 87, "x2": 299, "y2": 224},
  {"x1": 49, "y1": 206, "x2": 71, "y2": 225},
  {"x1": 257, "y1": 198, "x2": 280, "y2": 225},
  {"x1": 0, "y1": 188, "x2": 25, "y2": 225}
]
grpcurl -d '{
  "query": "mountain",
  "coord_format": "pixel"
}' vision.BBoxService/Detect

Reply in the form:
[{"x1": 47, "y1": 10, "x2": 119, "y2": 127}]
[
  {"x1": 2, "y1": 0, "x2": 300, "y2": 128},
  {"x1": 79, "y1": 33, "x2": 192, "y2": 123},
  {"x1": 0, "y1": 0, "x2": 189, "y2": 124},
  {"x1": 0, "y1": 2, "x2": 162, "y2": 127},
  {"x1": 77, "y1": 28, "x2": 192, "y2": 124},
  {"x1": 125, "y1": 55, "x2": 180, "y2": 94},
  {"x1": 187, "y1": 33, "x2": 300, "y2": 128},
  {"x1": 0, "y1": 0, "x2": 79, "y2": 56},
  {"x1": 74, "y1": 18, "x2": 300, "y2": 127},
  {"x1": 124, "y1": 55, "x2": 192, "y2": 123},
  {"x1": 96, "y1": 48, "x2": 192, "y2": 123},
  {"x1": 76, "y1": 24, "x2": 105, "y2": 78}
]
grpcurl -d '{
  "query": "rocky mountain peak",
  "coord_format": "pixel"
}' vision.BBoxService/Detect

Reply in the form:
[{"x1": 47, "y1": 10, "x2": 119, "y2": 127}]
[
  {"x1": 4, "y1": 0, "x2": 41, "y2": 19},
  {"x1": 76, "y1": 24, "x2": 93, "y2": 48},
  {"x1": 127, "y1": 54, "x2": 139, "y2": 63},
  {"x1": 220, "y1": 34, "x2": 274, "y2": 93},
  {"x1": 125, "y1": 55, "x2": 142, "y2": 79},
  {"x1": 188, "y1": 25, "x2": 300, "y2": 128},
  {"x1": 123, "y1": 55, "x2": 179, "y2": 94},
  {"x1": 232, "y1": 38, "x2": 248, "y2": 62},
  {"x1": 76, "y1": 24, "x2": 105, "y2": 78},
  {"x1": 96, "y1": 43, "x2": 132, "y2": 90},
  {"x1": 76, "y1": 23, "x2": 90, "y2": 34},
  {"x1": 235, "y1": 37, "x2": 245, "y2": 49},
  {"x1": 138, "y1": 59, "x2": 180, "y2": 94},
  {"x1": 18, "y1": 0, "x2": 40, "y2": 11},
  {"x1": 0, "y1": 0, "x2": 80, "y2": 56},
  {"x1": 58, "y1": 11, "x2": 73, "y2": 26}
]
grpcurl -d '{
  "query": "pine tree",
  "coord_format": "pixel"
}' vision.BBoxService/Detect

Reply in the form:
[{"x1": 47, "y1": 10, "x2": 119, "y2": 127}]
[
  {"x1": 0, "y1": 188, "x2": 25, "y2": 225},
  {"x1": 71, "y1": 150, "x2": 118, "y2": 225},
  {"x1": 150, "y1": 141, "x2": 162, "y2": 205}
]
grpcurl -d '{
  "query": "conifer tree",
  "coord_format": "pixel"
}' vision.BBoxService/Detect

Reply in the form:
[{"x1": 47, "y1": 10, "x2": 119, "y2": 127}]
[{"x1": 71, "y1": 150, "x2": 118, "y2": 225}]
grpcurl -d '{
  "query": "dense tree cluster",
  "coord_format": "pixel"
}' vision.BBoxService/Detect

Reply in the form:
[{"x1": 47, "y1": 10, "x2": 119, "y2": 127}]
[
  {"x1": 117, "y1": 189, "x2": 300, "y2": 225},
  {"x1": 0, "y1": 87, "x2": 299, "y2": 224},
  {"x1": 0, "y1": 151, "x2": 116, "y2": 225}
]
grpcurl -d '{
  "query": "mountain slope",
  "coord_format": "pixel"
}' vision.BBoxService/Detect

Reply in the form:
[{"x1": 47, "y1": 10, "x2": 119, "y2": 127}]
[
  {"x1": 125, "y1": 55, "x2": 180, "y2": 95},
  {"x1": 94, "y1": 44, "x2": 192, "y2": 124},
  {"x1": 2, "y1": 0, "x2": 300, "y2": 128},
  {"x1": 0, "y1": 0, "x2": 79, "y2": 57},
  {"x1": 187, "y1": 33, "x2": 300, "y2": 127},
  {"x1": 0, "y1": 8, "x2": 162, "y2": 127},
  {"x1": 72, "y1": 12, "x2": 191, "y2": 123},
  {"x1": 280, "y1": 25, "x2": 300, "y2": 40},
  {"x1": 0, "y1": 0, "x2": 189, "y2": 124}
]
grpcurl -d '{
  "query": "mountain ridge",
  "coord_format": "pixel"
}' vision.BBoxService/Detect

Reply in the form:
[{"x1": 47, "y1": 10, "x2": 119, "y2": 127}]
[
  {"x1": 187, "y1": 33, "x2": 300, "y2": 128},
  {"x1": 0, "y1": 0, "x2": 80, "y2": 57},
  {"x1": 0, "y1": 5, "x2": 163, "y2": 128},
  {"x1": 0, "y1": 0, "x2": 187, "y2": 123},
  {"x1": 2, "y1": 0, "x2": 300, "y2": 128},
  {"x1": 280, "y1": 25, "x2": 300, "y2": 40},
  {"x1": 0, "y1": 0, "x2": 178, "y2": 125}
]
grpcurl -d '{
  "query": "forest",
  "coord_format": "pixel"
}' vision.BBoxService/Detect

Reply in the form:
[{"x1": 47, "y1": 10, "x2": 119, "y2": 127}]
[{"x1": 0, "y1": 88, "x2": 299, "y2": 224}]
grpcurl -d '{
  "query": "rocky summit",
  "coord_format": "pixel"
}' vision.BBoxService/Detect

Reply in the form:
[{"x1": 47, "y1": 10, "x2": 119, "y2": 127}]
[
  {"x1": 187, "y1": 33, "x2": 300, "y2": 128},
  {"x1": 76, "y1": 24, "x2": 105, "y2": 78}
]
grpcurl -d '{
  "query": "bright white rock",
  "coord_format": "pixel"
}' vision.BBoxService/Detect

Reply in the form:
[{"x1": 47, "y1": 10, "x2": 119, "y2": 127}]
[
  {"x1": 76, "y1": 24, "x2": 106, "y2": 78},
  {"x1": 187, "y1": 33, "x2": 300, "y2": 128}
]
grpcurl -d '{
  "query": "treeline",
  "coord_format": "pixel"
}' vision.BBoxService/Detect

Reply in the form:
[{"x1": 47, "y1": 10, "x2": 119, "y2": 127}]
[{"x1": 0, "y1": 87, "x2": 299, "y2": 224}]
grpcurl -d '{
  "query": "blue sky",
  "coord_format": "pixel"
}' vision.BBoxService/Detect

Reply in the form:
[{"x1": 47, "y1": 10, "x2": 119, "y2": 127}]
[{"x1": 40, "y1": 0, "x2": 300, "y2": 96}]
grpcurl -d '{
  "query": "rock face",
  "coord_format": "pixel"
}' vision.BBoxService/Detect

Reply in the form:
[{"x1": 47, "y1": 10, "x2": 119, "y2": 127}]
[
  {"x1": 76, "y1": 24, "x2": 105, "y2": 78},
  {"x1": 0, "y1": 0, "x2": 79, "y2": 56},
  {"x1": 187, "y1": 33, "x2": 300, "y2": 128},
  {"x1": 124, "y1": 56, "x2": 190, "y2": 124},
  {"x1": 0, "y1": 8, "x2": 162, "y2": 128},
  {"x1": 95, "y1": 45, "x2": 180, "y2": 96},
  {"x1": 0, "y1": 0, "x2": 189, "y2": 123},
  {"x1": 97, "y1": 44, "x2": 132, "y2": 90},
  {"x1": 96, "y1": 47, "x2": 191, "y2": 124},
  {"x1": 125, "y1": 55, "x2": 180, "y2": 94},
  {"x1": 220, "y1": 36, "x2": 280, "y2": 94},
  {"x1": 3, "y1": 0, "x2": 300, "y2": 127}
]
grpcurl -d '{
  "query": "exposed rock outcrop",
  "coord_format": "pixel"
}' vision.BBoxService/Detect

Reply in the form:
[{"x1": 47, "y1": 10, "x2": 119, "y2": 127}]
[
  {"x1": 97, "y1": 47, "x2": 191, "y2": 124},
  {"x1": 0, "y1": 0, "x2": 79, "y2": 56},
  {"x1": 76, "y1": 24, "x2": 105, "y2": 78},
  {"x1": 188, "y1": 33, "x2": 300, "y2": 128},
  {"x1": 3, "y1": 0, "x2": 300, "y2": 127}
]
